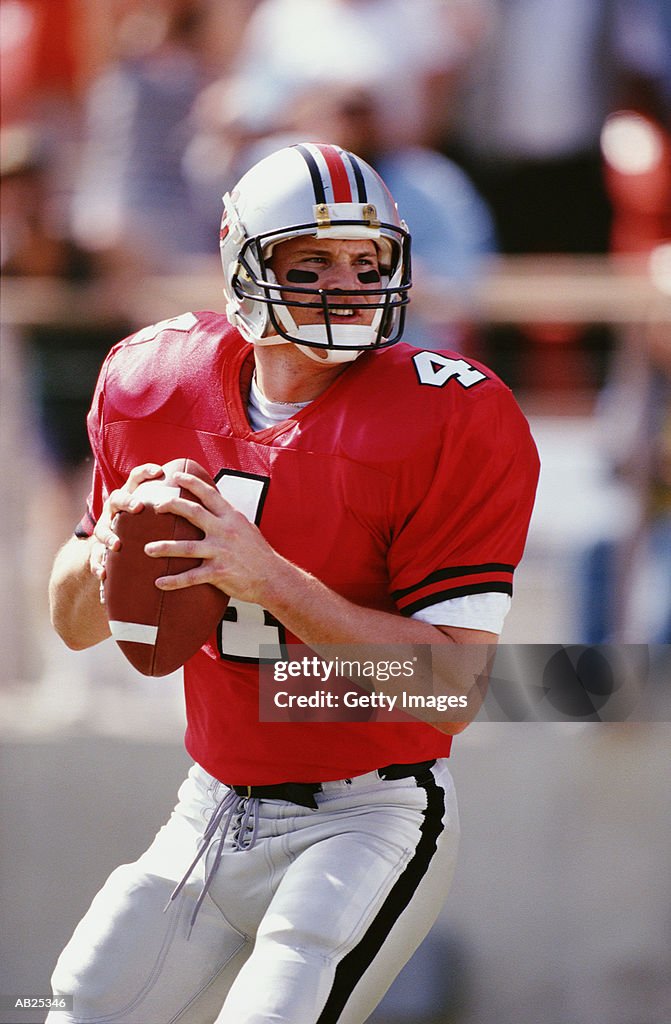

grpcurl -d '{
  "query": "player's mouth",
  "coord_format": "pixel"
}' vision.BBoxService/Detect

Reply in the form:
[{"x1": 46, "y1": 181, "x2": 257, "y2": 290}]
[{"x1": 323, "y1": 303, "x2": 374, "y2": 323}]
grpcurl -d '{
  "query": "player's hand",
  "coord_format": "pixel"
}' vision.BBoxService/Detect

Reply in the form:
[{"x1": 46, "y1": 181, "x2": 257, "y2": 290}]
[
  {"x1": 91, "y1": 463, "x2": 165, "y2": 582},
  {"x1": 144, "y1": 471, "x2": 279, "y2": 604}
]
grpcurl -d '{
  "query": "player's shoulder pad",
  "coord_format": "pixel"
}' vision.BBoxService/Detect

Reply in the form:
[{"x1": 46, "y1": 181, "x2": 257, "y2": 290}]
[
  {"x1": 102, "y1": 310, "x2": 237, "y2": 378},
  {"x1": 406, "y1": 346, "x2": 498, "y2": 394},
  {"x1": 98, "y1": 311, "x2": 240, "y2": 415},
  {"x1": 384, "y1": 344, "x2": 539, "y2": 480},
  {"x1": 114, "y1": 310, "x2": 233, "y2": 352},
  {"x1": 365, "y1": 342, "x2": 510, "y2": 416}
]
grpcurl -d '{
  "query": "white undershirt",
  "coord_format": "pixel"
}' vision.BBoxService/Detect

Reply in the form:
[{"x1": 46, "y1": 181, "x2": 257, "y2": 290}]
[
  {"x1": 248, "y1": 374, "x2": 310, "y2": 432},
  {"x1": 247, "y1": 377, "x2": 510, "y2": 634}
]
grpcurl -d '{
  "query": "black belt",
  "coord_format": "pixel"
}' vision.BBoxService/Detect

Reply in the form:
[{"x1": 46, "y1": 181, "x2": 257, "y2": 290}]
[{"x1": 231, "y1": 760, "x2": 436, "y2": 810}]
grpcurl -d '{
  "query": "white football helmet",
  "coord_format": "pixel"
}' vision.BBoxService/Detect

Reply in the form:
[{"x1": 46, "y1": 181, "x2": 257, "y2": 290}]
[{"x1": 220, "y1": 143, "x2": 411, "y2": 362}]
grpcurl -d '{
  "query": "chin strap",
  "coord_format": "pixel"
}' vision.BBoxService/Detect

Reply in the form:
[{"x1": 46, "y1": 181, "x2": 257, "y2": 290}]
[
  {"x1": 269, "y1": 282, "x2": 383, "y2": 362},
  {"x1": 295, "y1": 343, "x2": 363, "y2": 364},
  {"x1": 250, "y1": 329, "x2": 364, "y2": 364}
]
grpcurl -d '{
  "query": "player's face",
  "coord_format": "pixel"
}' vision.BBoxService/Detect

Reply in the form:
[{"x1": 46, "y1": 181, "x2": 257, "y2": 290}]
[{"x1": 268, "y1": 236, "x2": 381, "y2": 328}]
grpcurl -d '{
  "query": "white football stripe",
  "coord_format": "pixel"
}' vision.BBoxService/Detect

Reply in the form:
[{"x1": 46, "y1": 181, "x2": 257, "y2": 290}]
[
  {"x1": 131, "y1": 481, "x2": 180, "y2": 505},
  {"x1": 109, "y1": 621, "x2": 158, "y2": 645}
]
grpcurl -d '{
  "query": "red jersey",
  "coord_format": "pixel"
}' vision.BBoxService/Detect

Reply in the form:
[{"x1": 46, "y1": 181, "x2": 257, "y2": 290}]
[{"x1": 79, "y1": 312, "x2": 539, "y2": 783}]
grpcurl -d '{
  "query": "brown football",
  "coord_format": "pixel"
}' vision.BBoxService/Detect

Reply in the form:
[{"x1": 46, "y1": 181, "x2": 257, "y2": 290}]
[{"x1": 104, "y1": 458, "x2": 229, "y2": 676}]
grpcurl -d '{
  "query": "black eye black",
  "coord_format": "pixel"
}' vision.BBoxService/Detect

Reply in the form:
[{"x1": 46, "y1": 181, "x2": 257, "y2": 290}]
[
  {"x1": 358, "y1": 269, "x2": 381, "y2": 284},
  {"x1": 286, "y1": 269, "x2": 320, "y2": 283}
]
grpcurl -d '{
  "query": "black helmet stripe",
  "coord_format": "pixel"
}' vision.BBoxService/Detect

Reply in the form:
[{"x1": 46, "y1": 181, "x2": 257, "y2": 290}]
[
  {"x1": 294, "y1": 144, "x2": 327, "y2": 204},
  {"x1": 293, "y1": 143, "x2": 368, "y2": 205},
  {"x1": 342, "y1": 151, "x2": 368, "y2": 203}
]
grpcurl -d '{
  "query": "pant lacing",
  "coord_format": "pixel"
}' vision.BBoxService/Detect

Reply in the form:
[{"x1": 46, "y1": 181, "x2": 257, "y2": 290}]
[{"x1": 164, "y1": 788, "x2": 259, "y2": 936}]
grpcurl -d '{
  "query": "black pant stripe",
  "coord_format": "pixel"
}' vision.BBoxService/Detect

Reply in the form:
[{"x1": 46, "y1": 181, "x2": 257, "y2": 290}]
[{"x1": 316, "y1": 773, "x2": 446, "y2": 1024}]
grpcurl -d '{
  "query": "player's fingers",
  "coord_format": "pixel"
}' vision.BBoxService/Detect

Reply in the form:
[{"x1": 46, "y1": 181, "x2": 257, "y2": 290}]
[
  {"x1": 89, "y1": 540, "x2": 108, "y2": 578},
  {"x1": 94, "y1": 511, "x2": 122, "y2": 551},
  {"x1": 170, "y1": 472, "x2": 231, "y2": 514},
  {"x1": 152, "y1": 494, "x2": 212, "y2": 530},
  {"x1": 127, "y1": 463, "x2": 164, "y2": 490},
  {"x1": 144, "y1": 538, "x2": 206, "y2": 560},
  {"x1": 104, "y1": 465, "x2": 166, "y2": 535},
  {"x1": 154, "y1": 566, "x2": 210, "y2": 591},
  {"x1": 109, "y1": 464, "x2": 165, "y2": 514}
]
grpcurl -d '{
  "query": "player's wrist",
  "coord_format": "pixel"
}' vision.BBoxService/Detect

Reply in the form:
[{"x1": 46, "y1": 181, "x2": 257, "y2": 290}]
[{"x1": 252, "y1": 553, "x2": 308, "y2": 616}]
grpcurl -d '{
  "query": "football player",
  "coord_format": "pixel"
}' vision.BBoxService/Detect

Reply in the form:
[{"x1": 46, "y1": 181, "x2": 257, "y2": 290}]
[{"x1": 47, "y1": 143, "x2": 539, "y2": 1024}]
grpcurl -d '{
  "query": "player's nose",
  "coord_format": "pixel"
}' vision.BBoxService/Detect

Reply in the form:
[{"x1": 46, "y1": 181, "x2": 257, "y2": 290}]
[{"x1": 321, "y1": 262, "x2": 363, "y2": 292}]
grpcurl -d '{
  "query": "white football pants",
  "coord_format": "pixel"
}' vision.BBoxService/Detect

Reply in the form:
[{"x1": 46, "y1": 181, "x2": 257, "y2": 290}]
[{"x1": 48, "y1": 759, "x2": 459, "y2": 1024}]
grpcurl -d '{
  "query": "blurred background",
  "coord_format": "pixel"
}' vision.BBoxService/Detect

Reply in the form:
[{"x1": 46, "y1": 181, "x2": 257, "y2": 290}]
[{"x1": 1, "y1": 1, "x2": 670, "y2": 1022}]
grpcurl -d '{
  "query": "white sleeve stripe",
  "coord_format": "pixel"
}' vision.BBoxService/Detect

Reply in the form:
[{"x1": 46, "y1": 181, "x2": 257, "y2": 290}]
[{"x1": 410, "y1": 593, "x2": 511, "y2": 635}]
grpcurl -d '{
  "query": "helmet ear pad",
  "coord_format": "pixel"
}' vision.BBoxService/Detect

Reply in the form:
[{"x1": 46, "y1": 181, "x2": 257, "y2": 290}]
[{"x1": 222, "y1": 232, "x2": 271, "y2": 341}]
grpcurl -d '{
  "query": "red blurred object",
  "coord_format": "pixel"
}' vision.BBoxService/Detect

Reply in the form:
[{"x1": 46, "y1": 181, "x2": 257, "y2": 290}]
[
  {"x1": 601, "y1": 110, "x2": 671, "y2": 254},
  {"x1": 1, "y1": 0, "x2": 78, "y2": 123}
]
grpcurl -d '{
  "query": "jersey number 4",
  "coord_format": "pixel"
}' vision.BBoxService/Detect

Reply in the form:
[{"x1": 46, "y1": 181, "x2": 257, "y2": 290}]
[
  {"x1": 212, "y1": 470, "x2": 285, "y2": 663},
  {"x1": 412, "y1": 351, "x2": 487, "y2": 388}
]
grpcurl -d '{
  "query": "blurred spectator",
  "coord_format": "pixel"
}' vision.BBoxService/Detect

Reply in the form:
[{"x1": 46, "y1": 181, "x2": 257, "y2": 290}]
[
  {"x1": 452, "y1": 0, "x2": 617, "y2": 255},
  {"x1": 446, "y1": 0, "x2": 653, "y2": 390},
  {"x1": 449, "y1": 0, "x2": 669, "y2": 254},
  {"x1": 579, "y1": 302, "x2": 671, "y2": 645},
  {"x1": 606, "y1": 0, "x2": 671, "y2": 251},
  {"x1": 580, "y1": 116, "x2": 671, "y2": 643},
  {"x1": 1, "y1": 122, "x2": 131, "y2": 664},
  {"x1": 71, "y1": 0, "x2": 214, "y2": 274},
  {"x1": 225, "y1": 0, "x2": 475, "y2": 150},
  {"x1": 1, "y1": 125, "x2": 84, "y2": 278},
  {"x1": 186, "y1": 83, "x2": 498, "y2": 350},
  {"x1": 627, "y1": 318, "x2": 671, "y2": 645},
  {"x1": 1, "y1": 123, "x2": 127, "y2": 470},
  {"x1": 613, "y1": 0, "x2": 671, "y2": 127},
  {"x1": 577, "y1": 0, "x2": 671, "y2": 644}
]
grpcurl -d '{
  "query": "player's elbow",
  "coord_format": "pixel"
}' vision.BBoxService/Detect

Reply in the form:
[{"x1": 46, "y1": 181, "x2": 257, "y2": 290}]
[
  {"x1": 48, "y1": 541, "x2": 110, "y2": 650},
  {"x1": 49, "y1": 584, "x2": 109, "y2": 650},
  {"x1": 50, "y1": 603, "x2": 109, "y2": 651},
  {"x1": 431, "y1": 720, "x2": 471, "y2": 736},
  {"x1": 48, "y1": 586, "x2": 86, "y2": 649},
  {"x1": 51, "y1": 616, "x2": 91, "y2": 651}
]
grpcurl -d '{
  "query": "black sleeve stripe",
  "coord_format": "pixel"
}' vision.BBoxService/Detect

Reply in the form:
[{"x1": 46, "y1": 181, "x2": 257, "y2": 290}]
[
  {"x1": 391, "y1": 563, "x2": 515, "y2": 601},
  {"x1": 399, "y1": 581, "x2": 513, "y2": 617},
  {"x1": 74, "y1": 508, "x2": 96, "y2": 539}
]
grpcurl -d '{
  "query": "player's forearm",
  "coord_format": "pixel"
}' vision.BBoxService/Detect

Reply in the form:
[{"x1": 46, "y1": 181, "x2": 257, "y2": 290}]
[
  {"x1": 259, "y1": 556, "x2": 491, "y2": 733},
  {"x1": 49, "y1": 537, "x2": 111, "y2": 650},
  {"x1": 261, "y1": 557, "x2": 438, "y2": 647}
]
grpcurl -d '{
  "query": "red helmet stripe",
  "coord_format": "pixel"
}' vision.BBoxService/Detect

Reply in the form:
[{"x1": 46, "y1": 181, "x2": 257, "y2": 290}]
[{"x1": 314, "y1": 144, "x2": 353, "y2": 203}]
